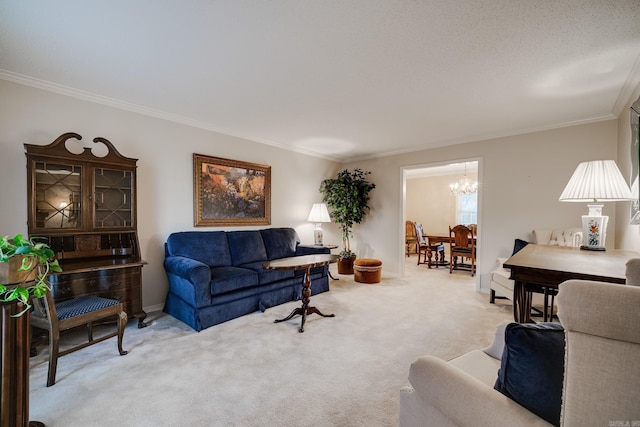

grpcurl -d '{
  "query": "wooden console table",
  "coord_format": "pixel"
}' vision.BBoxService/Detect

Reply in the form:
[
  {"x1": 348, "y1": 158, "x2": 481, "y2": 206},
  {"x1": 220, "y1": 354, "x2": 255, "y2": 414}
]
[
  {"x1": 263, "y1": 254, "x2": 339, "y2": 333},
  {"x1": 504, "y1": 244, "x2": 639, "y2": 323}
]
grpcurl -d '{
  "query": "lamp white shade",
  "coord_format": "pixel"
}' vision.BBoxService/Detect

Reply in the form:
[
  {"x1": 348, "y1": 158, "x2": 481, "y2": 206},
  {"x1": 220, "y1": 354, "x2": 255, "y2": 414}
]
[
  {"x1": 559, "y1": 160, "x2": 633, "y2": 202},
  {"x1": 307, "y1": 203, "x2": 331, "y2": 223},
  {"x1": 559, "y1": 160, "x2": 632, "y2": 251}
]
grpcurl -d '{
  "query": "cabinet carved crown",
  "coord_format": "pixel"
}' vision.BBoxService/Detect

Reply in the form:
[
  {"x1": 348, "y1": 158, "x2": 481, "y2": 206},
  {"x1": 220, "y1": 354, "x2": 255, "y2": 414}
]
[{"x1": 25, "y1": 132, "x2": 140, "y2": 260}]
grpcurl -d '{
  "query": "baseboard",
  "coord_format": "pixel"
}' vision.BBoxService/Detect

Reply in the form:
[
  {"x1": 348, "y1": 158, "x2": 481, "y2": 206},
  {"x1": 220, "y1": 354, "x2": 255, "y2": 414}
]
[{"x1": 143, "y1": 303, "x2": 164, "y2": 314}]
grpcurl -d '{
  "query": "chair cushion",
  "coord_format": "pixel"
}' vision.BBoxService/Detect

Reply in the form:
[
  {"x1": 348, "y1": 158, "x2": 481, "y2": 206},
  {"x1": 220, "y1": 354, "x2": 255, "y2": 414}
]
[
  {"x1": 56, "y1": 296, "x2": 120, "y2": 320},
  {"x1": 494, "y1": 322, "x2": 565, "y2": 426}
]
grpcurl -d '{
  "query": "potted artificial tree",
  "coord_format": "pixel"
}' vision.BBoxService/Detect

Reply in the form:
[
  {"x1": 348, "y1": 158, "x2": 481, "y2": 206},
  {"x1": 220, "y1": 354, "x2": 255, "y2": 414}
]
[
  {"x1": 1, "y1": 234, "x2": 61, "y2": 427},
  {"x1": 319, "y1": 168, "x2": 376, "y2": 274}
]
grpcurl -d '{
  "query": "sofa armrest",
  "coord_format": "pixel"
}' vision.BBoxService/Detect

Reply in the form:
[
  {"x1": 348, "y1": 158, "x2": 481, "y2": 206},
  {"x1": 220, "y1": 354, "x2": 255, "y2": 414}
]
[
  {"x1": 296, "y1": 245, "x2": 330, "y2": 256},
  {"x1": 407, "y1": 356, "x2": 552, "y2": 427},
  {"x1": 164, "y1": 256, "x2": 211, "y2": 284}
]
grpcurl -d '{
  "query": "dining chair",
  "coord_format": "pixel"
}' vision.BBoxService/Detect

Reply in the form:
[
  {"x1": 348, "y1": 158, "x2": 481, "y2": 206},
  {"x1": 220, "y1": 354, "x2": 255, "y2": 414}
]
[
  {"x1": 449, "y1": 224, "x2": 476, "y2": 276},
  {"x1": 30, "y1": 290, "x2": 128, "y2": 386},
  {"x1": 405, "y1": 220, "x2": 418, "y2": 256},
  {"x1": 415, "y1": 223, "x2": 445, "y2": 268}
]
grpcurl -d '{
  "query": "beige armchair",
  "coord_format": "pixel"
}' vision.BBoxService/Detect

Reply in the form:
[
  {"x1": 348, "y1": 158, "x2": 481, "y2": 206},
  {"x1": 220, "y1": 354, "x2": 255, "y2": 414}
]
[{"x1": 400, "y1": 272, "x2": 640, "y2": 426}]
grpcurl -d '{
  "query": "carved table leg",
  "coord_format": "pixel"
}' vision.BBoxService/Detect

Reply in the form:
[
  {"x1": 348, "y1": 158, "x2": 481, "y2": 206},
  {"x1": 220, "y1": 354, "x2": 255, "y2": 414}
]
[{"x1": 274, "y1": 266, "x2": 334, "y2": 333}]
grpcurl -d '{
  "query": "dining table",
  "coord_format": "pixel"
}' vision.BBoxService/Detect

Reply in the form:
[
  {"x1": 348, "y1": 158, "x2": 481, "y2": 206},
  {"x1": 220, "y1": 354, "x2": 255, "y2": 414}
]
[{"x1": 423, "y1": 234, "x2": 477, "y2": 267}]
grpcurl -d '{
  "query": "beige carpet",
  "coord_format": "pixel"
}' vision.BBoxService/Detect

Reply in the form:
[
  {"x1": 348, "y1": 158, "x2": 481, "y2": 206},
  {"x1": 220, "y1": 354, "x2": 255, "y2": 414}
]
[{"x1": 29, "y1": 257, "x2": 513, "y2": 426}]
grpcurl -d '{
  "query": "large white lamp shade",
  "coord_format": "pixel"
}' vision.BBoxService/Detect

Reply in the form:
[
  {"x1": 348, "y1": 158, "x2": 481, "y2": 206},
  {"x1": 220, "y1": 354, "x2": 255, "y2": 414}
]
[{"x1": 559, "y1": 160, "x2": 633, "y2": 250}]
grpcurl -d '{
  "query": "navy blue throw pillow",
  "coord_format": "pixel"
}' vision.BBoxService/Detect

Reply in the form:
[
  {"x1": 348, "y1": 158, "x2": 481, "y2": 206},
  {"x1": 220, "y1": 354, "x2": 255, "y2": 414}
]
[
  {"x1": 494, "y1": 322, "x2": 565, "y2": 426},
  {"x1": 512, "y1": 238, "x2": 529, "y2": 255}
]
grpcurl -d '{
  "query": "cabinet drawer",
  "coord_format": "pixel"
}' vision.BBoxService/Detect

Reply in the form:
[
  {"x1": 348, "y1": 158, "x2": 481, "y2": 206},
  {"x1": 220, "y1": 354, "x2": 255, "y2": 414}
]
[{"x1": 50, "y1": 268, "x2": 141, "y2": 299}]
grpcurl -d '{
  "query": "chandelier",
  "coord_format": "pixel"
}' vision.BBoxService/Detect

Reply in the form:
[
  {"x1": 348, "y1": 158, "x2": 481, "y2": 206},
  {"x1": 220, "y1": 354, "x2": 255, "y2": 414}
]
[{"x1": 450, "y1": 163, "x2": 478, "y2": 195}]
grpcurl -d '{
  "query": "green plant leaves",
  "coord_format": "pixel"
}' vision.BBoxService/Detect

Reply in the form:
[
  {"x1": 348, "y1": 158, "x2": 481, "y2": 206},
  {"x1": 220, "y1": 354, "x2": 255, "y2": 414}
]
[
  {"x1": 0, "y1": 234, "x2": 60, "y2": 315},
  {"x1": 319, "y1": 168, "x2": 375, "y2": 254}
]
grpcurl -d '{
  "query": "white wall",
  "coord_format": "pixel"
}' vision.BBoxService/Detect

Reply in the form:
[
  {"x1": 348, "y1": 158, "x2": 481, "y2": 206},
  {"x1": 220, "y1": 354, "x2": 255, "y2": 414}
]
[
  {"x1": 0, "y1": 80, "x2": 340, "y2": 310},
  {"x1": 345, "y1": 120, "x2": 620, "y2": 292},
  {"x1": 406, "y1": 171, "x2": 478, "y2": 235},
  {"x1": 406, "y1": 175, "x2": 457, "y2": 235}
]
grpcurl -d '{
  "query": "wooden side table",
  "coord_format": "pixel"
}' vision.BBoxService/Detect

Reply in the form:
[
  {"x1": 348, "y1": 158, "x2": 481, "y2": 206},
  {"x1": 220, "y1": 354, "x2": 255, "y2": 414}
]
[
  {"x1": 311, "y1": 244, "x2": 339, "y2": 280},
  {"x1": 263, "y1": 254, "x2": 339, "y2": 332}
]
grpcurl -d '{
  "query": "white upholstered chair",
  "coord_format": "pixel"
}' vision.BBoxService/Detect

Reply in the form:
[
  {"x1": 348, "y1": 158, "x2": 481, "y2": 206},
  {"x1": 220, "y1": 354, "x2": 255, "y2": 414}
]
[
  {"x1": 400, "y1": 269, "x2": 640, "y2": 426},
  {"x1": 489, "y1": 228, "x2": 583, "y2": 312}
]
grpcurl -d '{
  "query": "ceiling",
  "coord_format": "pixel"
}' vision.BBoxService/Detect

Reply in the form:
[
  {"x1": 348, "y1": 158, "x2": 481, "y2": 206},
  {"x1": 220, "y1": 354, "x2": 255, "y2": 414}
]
[{"x1": 2, "y1": 1, "x2": 640, "y2": 162}]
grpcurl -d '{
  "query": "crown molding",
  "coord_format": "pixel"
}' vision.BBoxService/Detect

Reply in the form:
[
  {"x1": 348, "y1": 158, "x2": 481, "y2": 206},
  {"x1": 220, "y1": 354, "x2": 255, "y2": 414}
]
[
  {"x1": 0, "y1": 69, "x2": 342, "y2": 163},
  {"x1": 613, "y1": 54, "x2": 640, "y2": 116}
]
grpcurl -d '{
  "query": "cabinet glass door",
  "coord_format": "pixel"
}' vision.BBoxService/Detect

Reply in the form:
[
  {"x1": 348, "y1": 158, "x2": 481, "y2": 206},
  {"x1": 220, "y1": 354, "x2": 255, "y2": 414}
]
[
  {"x1": 34, "y1": 161, "x2": 82, "y2": 229},
  {"x1": 93, "y1": 168, "x2": 134, "y2": 228}
]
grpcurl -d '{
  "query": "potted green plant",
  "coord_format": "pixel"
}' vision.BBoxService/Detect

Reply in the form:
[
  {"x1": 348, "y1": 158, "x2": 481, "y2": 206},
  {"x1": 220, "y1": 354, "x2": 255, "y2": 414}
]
[
  {"x1": 1, "y1": 234, "x2": 61, "y2": 314},
  {"x1": 319, "y1": 168, "x2": 376, "y2": 274},
  {"x1": 1, "y1": 234, "x2": 60, "y2": 427}
]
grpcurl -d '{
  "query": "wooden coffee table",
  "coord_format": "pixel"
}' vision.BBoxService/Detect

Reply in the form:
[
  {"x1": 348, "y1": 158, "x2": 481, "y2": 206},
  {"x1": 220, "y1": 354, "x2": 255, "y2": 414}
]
[{"x1": 263, "y1": 254, "x2": 339, "y2": 332}]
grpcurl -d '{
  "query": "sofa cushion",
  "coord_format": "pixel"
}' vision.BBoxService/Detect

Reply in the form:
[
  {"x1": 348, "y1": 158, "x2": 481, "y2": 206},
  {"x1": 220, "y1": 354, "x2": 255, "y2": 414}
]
[
  {"x1": 210, "y1": 266, "x2": 259, "y2": 295},
  {"x1": 166, "y1": 231, "x2": 231, "y2": 267},
  {"x1": 260, "y1": 228, "x2": 300, "y2": 260},
  {"x1": 494, "y1": 322, "x2": 565, "y2": 426},
  {"x1": 238, "y1": 261, "x2": 296, "y2": 284},
  {"x1": 227, "y1": 231, "x2": 268, "y2": 266},
  {"x1": 449, "y1": 349, "x2": 502, "y2": 388}
]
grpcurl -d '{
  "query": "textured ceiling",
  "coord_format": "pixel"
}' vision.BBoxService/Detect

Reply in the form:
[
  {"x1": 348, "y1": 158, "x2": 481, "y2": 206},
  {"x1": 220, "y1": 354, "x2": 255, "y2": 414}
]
[{"x1": 1, "y1": 1, "x2": 640, "y2": 161}]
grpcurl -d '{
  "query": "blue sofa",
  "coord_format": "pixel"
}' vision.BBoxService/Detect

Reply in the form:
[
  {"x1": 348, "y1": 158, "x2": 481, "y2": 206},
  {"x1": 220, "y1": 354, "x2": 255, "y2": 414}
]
[{"x1": 163, "y1": 228, "x2": 330, "y2": 331}]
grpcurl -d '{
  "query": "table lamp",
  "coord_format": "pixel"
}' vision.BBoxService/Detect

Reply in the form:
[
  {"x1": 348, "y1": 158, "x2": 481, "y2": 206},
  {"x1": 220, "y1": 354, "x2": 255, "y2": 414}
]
[
  {"x1": 307, "y1": 203, "x2": 331, "y2": 245},
  {"x1": 559, "y1": 160, "x2": 633, "y2": 251}
]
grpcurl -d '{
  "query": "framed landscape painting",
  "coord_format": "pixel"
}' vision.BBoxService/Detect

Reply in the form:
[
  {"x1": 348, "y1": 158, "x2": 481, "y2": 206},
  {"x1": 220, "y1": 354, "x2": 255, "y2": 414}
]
[{"x1": 193, "y1": 154, "x2": 271, "y2": 226}]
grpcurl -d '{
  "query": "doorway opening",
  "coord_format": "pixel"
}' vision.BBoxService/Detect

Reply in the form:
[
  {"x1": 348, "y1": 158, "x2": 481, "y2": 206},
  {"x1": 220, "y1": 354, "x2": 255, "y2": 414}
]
[{"x1": 400, "y1": 158, "x2": 482, "y2": 286}]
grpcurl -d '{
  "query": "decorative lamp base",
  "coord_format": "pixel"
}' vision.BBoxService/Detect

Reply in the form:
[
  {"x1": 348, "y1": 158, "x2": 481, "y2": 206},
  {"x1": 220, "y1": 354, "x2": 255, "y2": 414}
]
[
  {"x1": 580, "y1": 205, "x2": 608, "y2": 251},
  {"x1": 313, "y1": 225, "x2": 323, "y2": 246}
]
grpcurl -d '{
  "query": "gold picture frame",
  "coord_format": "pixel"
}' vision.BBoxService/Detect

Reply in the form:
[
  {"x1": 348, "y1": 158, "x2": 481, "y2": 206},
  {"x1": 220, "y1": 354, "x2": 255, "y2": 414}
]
[{"x1": 193, "y1": 154, "x2": 271, "y2": 227}]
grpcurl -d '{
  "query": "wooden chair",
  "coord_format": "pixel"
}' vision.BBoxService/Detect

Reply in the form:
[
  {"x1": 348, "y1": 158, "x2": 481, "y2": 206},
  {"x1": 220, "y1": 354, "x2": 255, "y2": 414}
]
[
  {"x1": 415, "y1": 223, "x2": 445, "y2": 268},
  {"x1": 30, "y1": 290, "x2": 128, "y2": 386},
  {"x1": 449, "y1": 224, "x2": 476, "y2": 276},
  {"x1": 405, "y1": 220, "x2": 418, "y2": 256}
]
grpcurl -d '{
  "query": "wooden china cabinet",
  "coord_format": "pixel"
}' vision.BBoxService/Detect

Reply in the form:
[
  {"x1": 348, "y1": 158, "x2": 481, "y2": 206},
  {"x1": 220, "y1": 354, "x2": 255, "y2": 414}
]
[{"x1": 25, "y1": 132, "x2": 147, "y2": 328}]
